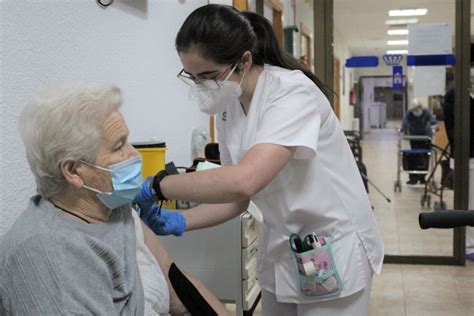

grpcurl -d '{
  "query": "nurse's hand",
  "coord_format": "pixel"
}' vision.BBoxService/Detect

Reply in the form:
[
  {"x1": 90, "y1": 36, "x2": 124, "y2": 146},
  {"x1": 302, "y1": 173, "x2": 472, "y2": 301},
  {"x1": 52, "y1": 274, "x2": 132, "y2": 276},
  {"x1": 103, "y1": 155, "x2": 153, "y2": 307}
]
[
  {"x1": 133, "y1": 176, "x2": 156, "y2": 207},
  {"x1": 141, "y1": 204, "x2": 186, "y2": 237}
]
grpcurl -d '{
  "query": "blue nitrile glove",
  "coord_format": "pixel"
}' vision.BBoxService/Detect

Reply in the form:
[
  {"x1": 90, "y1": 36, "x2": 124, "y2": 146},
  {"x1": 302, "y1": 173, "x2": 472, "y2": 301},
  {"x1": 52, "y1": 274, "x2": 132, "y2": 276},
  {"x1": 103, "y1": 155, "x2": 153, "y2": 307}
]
[
  {"x1": 133, "y1": 176, "x2": 156, "y2": 209},
  {"x1": 141, "y1": 204, "x2": 186, "y2": 237}
]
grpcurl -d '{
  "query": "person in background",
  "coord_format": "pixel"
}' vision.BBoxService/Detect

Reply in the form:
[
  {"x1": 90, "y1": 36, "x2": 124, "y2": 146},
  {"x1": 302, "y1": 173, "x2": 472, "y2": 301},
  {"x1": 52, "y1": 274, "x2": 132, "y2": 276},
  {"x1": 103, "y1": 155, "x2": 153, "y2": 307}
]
[
  {"x1": 443, "y1": 85, "x2": 474, "y2": 158},
  {"x1": 444, "y1": 83, "x2": 474, "y2": 261},
  {"x1": 402, "y1": 98, "x2": 439, "y2": 185},
  {"x1": 0, "y1": 83, "x2": 229, "y2": 315},
  {"x1": 135, "y1": 5, "x2": 384, "y2": 315}
]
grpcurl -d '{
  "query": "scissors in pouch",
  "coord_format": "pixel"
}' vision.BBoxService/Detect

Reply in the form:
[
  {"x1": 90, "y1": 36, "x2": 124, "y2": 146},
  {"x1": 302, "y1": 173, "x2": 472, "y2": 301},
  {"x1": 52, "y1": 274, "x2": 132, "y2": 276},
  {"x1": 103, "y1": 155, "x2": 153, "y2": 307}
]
[{"x1": 290, "y1": 233, "x2": 307, "y2": 253}]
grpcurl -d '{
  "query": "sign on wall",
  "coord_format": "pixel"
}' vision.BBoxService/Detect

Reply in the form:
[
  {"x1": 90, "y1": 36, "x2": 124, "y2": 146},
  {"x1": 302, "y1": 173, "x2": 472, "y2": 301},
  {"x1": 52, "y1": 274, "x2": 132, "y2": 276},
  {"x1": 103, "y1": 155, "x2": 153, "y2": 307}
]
[
  {"x1": 383, "y1": 55, "x2": 404, "y2": 90},
  {"x1": 392, "y1": 66, "x2": 403, "y2": 90}
]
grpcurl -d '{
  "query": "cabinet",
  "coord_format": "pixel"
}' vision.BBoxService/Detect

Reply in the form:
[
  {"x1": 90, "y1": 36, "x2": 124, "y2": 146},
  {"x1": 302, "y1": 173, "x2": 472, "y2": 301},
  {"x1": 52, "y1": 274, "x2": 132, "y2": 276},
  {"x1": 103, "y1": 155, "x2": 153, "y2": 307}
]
[
  {"x1": 159, "y1": 212, "x2": 261, "y2": 315},
  {"x1": 369, "y1": 102, "x2": 387, "y2": 128}
]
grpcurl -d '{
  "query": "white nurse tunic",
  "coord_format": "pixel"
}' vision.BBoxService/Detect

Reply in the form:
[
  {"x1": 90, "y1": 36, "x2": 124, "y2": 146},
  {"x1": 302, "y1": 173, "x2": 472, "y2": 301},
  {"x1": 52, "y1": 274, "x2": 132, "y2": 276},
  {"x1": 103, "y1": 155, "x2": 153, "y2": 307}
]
[{"x1": 216, "y1": 65, "x2": 384, "y2": 304}]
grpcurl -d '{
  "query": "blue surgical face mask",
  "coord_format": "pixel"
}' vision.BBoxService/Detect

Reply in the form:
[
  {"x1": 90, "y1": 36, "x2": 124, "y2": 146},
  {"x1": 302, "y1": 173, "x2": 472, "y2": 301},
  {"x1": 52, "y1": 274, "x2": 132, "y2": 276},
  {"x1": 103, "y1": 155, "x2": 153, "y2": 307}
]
[{"x1": 81, "y1": 155, "x2": 143, "y2": 209}]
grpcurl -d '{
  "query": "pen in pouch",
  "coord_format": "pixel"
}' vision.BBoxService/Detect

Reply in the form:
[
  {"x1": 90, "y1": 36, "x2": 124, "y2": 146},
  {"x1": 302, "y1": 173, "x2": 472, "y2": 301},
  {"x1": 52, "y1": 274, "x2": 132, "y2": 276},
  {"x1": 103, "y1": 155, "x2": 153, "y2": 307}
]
[
  {"x1": 307, "y1": 234, "x2": 318, "y2": 249},
  {"x1": 311, "y1": 233, "x2": 322, "y2": 247}
]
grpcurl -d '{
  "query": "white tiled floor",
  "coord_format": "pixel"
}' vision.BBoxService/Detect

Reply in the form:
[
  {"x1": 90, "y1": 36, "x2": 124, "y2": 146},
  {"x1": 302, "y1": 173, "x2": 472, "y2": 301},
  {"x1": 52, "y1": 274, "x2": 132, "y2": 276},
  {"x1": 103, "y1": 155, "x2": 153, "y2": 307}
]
[
  {"x1": 227, "y1": 123, "x2": 473, "y2": 315},
  {"x1": 364, "y1": 122, "x2": 454, "y2": 257},
  {"x1": 369, "y1": 261, "x2": 474, "y2": 316}
]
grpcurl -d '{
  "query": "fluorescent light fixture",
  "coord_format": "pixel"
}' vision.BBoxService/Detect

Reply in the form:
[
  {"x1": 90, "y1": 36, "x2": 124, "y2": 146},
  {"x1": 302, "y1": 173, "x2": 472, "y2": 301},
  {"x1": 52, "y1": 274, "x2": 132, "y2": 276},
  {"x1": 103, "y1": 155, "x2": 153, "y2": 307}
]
[
  {"x1": 387, "y1": 50, "x2": 408, "y2": 55},
  {"x1": 387, "y1": 29, "x2": 409, "y2": 35},
  {"x1": 389, "y1": 8, "x2": 427, "y2": 17},
  {"x1": 387, "y1": 40, "x2": 409, "y2": 45},
  {"x1": 385, "y1": 18, "x2": 418, "y2": 25}
]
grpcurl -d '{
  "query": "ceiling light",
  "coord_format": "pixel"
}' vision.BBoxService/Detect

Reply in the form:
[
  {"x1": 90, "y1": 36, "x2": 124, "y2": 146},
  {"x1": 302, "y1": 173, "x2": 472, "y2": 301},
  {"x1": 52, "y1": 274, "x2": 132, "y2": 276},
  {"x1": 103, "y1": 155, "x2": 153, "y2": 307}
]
[
  {"x1": 389, "y1": 9, "x2": 428, "y2": 17},
  {"x1": 386, "y1": 18, "x2": 418, "y2": 25},
  {"x1": 387, "y1": 40, "x2": 409, "y2": 46},
  {"x1": 387, "y1": 50, "x2": 408, "y2": 55},
  {"x1": 387, "y1": 29, "x2": 409, "y2": 35}
]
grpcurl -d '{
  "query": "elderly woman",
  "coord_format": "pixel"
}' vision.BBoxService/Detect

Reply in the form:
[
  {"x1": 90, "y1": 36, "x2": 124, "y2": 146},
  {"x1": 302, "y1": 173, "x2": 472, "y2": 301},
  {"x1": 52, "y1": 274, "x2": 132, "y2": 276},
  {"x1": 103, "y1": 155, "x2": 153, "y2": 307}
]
[
  {"x1": 0, "y1": 84, "x2": 229, "y2": 315},
  {"x1": 401, "y1": 98, "x2": 439, "y2": 185}
]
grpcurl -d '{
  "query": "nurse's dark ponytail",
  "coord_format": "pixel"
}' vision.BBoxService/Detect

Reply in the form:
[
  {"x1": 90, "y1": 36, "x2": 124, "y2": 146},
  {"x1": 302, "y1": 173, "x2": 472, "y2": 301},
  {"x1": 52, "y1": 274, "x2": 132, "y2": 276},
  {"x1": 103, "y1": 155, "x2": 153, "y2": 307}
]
[
  {"x1": 175, "y1": 4, "x2": 328, "y2": 95},
  {"x1": 241, "y1": 11, "x2": 327, "y2": 95}
]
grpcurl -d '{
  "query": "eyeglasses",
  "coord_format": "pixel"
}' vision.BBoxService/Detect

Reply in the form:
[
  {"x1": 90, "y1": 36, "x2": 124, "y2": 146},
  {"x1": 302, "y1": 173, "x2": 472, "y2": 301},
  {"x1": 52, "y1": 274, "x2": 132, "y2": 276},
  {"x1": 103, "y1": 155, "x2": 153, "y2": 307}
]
[{"x1": 177, "y1": 64, "x2": 237, "y2": 88}]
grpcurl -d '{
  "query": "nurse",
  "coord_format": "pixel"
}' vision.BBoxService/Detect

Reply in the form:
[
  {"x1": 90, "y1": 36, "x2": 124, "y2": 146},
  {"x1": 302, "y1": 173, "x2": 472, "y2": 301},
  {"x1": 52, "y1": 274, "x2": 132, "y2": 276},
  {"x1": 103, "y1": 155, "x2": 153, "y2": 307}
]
[{"x1": 136, "y1": 4, "x2": 384, "y2": 315}]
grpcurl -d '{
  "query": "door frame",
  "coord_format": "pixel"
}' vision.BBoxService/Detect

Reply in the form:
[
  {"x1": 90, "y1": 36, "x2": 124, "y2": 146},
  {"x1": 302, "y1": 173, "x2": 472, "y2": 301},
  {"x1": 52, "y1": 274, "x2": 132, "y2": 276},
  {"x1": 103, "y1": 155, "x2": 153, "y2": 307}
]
[
  {"x1": 269, "y1": 0, "x2": 284, "y2": 46},
  {"x1": 333, "y1": 58, "x2": 341, "y2": 118},
  {"x1": 326, "y1": 0, "x2": 470, "y2": 266}
]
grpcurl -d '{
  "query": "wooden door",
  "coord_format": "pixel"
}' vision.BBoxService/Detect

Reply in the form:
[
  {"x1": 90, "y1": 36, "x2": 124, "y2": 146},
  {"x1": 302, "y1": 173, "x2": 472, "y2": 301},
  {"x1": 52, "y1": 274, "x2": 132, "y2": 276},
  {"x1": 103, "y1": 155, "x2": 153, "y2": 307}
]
[
  {"x1": 233, "y1": 0, "x2": 248, "y2": 11},
  {"x1": 270, "y1": 0, "x2": 284, "y2": 46}
]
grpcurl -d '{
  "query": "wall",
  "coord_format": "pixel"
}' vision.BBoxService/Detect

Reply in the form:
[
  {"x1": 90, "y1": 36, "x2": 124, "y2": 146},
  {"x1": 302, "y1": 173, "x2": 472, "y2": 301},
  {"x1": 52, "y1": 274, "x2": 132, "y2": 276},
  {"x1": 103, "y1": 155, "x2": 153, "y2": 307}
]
[
  {"x1": 208, "y1": 0, "x2": 232, "y2": 5},
  {"x1": 248, "y1": 0, "x2": 257, "y2": 12},
  {"x1": 263, "y1": 0, "x2": 273, "y2": 21},
  {"x1": 360, "y1": 76, "x2": 407, "y2": 133},
  {"x1": 0, "y1": 0, "x2": 208, "y2": 237},
  {"x1": 333, "y1": 28, "x2": 354, "y2": 131},
  {"x1": 354, "y1": 60, "x2": 393, "y2": 81},
  {"x1": 354, "y1": 56, "x2": 410, "y2": 131}
]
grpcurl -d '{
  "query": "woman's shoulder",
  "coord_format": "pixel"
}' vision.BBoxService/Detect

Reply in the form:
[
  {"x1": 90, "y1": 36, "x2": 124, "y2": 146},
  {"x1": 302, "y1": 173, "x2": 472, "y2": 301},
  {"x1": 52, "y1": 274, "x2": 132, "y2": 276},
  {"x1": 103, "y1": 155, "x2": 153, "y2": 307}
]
[
  {"x1": 260, "y1": 65, "x2": 328, "y2": 112},
  {"x1": 0, "y1": 229, "x2": 94, "y2": 284},
  {"x1": 0, "y1": 198, "x2": 127, "y2": 264},
  {"x1": 264, "y1": 65, "x2": 314, "y2": 86},
  {"x1": 263, "y1": 65, "x2": 325, "y2": 100},
  {"x1": 0, "y1": 216, "x2": 89, "y2": 263},
  {"x1": 0, "y1": 218, "x2": 127, "y2": 282}
]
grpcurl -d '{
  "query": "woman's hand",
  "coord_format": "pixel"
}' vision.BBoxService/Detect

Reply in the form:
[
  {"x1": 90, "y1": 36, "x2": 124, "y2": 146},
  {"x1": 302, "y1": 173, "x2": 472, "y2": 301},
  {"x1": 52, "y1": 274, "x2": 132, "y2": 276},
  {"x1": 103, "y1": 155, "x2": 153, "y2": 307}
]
[
  {"x1": 141, "y1": 205, "x2": 186, "y2": 236},
  {"x1": 133, "y1": 176, "x2": 156, "y2": 208}
]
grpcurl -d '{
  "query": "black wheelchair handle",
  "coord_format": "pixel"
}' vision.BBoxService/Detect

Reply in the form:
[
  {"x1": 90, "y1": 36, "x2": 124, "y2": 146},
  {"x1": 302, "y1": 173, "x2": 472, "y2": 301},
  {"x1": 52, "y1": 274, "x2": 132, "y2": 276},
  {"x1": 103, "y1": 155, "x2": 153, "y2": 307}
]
[{"x1": 419, "y1": 210, "x2": 474, "y2": 229}]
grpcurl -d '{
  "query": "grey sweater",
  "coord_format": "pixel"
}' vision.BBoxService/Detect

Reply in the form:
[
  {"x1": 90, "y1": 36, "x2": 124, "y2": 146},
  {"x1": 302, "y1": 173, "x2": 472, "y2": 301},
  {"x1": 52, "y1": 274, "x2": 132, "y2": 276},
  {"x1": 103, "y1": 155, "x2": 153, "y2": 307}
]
[{"x1": 0, "y1": 196, "x2": 144, "y2": 315}]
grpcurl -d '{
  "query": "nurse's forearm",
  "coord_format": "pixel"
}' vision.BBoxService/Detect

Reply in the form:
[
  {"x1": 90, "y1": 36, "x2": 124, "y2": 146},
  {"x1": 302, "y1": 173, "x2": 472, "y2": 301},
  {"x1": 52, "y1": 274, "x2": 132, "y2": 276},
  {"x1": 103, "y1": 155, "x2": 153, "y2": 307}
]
[
  {"x1": 183, "y1": 200, "x2": 249, "y2": 231},
  {"x1": 160, "y1": 165, "x2": 252, "y2": 203},
  {"x1": 159, "y1": 143, "x2": 292, "y2": 204}
]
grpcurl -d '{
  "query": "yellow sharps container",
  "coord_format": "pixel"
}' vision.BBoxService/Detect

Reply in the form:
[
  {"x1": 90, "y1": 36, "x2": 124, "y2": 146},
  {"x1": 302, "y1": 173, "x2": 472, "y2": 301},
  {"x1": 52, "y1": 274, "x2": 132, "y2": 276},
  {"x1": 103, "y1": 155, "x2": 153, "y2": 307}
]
[{"x1": 132, "y1": 141, "x2": 176, "y2": 209}]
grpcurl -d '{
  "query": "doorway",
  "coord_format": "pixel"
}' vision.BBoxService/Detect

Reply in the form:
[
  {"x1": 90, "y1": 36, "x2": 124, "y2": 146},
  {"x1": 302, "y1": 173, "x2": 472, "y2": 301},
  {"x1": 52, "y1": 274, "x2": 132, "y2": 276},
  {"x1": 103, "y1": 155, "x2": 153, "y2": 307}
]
[{"x1": 331, "y1": 0, "x2": 470, "y2": 265}]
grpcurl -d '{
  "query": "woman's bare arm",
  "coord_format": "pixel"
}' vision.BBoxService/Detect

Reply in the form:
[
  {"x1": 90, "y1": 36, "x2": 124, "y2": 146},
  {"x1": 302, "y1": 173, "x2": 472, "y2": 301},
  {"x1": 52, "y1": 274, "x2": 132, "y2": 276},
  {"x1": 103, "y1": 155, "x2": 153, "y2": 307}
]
[{"x1": 141, "y1": 221, "x2": 231, "y2": 315}]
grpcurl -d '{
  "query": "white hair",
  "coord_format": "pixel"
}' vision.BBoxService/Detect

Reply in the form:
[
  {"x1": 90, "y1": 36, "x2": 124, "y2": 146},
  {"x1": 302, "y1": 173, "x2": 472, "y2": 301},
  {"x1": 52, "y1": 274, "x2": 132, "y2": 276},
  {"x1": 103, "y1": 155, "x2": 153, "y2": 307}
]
[
  {"x1": 409, "y1": 98, "x2": 423, "y2": 111},
  {"x1": 19, "y1": 83, "x2": 122, "y2": 197}
]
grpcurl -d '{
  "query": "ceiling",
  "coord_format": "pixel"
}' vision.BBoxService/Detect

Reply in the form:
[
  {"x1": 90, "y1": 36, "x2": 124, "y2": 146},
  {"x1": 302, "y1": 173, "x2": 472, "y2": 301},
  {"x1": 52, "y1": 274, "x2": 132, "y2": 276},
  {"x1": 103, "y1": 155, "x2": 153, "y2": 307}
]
[{"x1": 333, "y1": 0, "x2": 471, "y2": 56}]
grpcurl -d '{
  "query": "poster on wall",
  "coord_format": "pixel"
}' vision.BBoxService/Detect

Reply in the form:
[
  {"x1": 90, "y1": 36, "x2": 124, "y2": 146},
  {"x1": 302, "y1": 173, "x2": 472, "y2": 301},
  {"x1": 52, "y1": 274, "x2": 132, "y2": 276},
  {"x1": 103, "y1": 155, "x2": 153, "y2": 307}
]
[
  {"x1": 408, "y1": 23, "x2": 451, "y2": 55},
  {"x1": 408, "y1": 23, "x2": 450, "y2": 97},
  {"x1": 413, "y1": 66, "x2": 446, "y2": 97}
]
